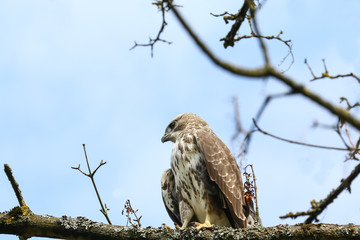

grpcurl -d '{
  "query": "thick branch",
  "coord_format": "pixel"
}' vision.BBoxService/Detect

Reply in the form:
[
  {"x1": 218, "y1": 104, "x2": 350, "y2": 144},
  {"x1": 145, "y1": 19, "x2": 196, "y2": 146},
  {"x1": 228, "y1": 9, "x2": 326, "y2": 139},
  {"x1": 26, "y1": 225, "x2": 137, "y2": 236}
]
[
  {"x1": 1, "y1": 211, "x2": 360, "y2": 240},
  {"x1": 222, "y1": 0, "x2": 253, "y2": 48}
]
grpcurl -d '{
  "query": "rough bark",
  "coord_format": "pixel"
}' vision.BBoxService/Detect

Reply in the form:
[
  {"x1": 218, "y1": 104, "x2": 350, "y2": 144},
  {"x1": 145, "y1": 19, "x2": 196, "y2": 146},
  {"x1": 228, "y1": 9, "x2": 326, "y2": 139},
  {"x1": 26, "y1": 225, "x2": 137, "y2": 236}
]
[{"x1": 1, "y1": 208, "x2": 359, "y2": 240}]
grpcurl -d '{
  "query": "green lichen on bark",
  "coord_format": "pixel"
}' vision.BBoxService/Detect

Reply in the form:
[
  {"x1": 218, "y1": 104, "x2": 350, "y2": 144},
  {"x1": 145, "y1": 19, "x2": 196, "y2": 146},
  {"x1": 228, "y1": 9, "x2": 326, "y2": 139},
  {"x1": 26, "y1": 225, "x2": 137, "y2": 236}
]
[
  {"x1": 4, "y1": 206, "x2": 31, "y2": 224},
  {"x1": 1, "y1": 210, "x2": 360, "y2": 240}
]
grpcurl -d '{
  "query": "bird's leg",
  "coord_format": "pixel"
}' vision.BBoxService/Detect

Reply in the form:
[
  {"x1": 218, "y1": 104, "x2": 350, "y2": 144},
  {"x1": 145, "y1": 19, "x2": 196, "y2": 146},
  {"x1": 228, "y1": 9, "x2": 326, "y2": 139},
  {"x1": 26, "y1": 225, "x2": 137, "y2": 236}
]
[
  {"x1": 194, "y1": 213, "x2": 214, "y2": 231},
  {"x1": 179, "y1": 200, "x2": 194, "y2": 230}
]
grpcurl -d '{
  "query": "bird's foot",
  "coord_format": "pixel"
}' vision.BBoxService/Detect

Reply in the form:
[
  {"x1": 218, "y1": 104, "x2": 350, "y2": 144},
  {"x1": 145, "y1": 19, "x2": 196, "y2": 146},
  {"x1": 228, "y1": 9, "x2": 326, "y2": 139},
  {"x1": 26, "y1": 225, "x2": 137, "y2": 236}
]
[{"x1": 194, "y1": 221, "x2": 214, "y2": 231}]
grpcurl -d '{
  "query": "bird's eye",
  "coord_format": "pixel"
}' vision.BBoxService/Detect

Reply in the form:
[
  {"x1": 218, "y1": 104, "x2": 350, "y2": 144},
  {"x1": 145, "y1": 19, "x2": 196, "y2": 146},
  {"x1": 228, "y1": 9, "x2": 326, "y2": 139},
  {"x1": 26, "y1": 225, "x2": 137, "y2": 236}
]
[{"x1": 169, "y1": 121, "x2": 176, "y2": 130}]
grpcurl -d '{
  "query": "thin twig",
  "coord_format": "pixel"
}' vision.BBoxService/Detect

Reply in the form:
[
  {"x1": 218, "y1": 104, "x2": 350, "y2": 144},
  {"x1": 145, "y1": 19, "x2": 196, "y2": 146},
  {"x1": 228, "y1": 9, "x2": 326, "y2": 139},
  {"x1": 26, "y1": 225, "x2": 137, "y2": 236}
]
[
  {"x1": 72, "y1": 144, "x2": 112, "y2": 225},
  {"x1": 233, "y1": 28, "x2": 294, "y2": 72},
  {"x1": 344, "y1": 122, "x2": 355, "y2": 148},
  {"x1": 248, "y1": 164, "x2": 260, "y2": 223},
  {"x1": 232, "y1": 96, "x2": 254, "y2": 168},
  {"x1": 4, "y1": 164, "x2": 26, "y2": 207},
  {"x1": 248, "y1": 2, "x2": 269, "y2": 65},
  {"x1": 210, "y1": 11, "x2": 237, "y2": 24},
  {"x1": 312, "y1": 119, "x2": 359, "y2": 161},
  {"x1": 232, "y1": 96, "x2": 249, "y2": 140},
  {"x1": 246, "y1": 91, "x2": 294, "y2": 152},
  {"x1": 305, "y1": 59, "x2": 360, "y2": 83},
  {"x1": 279, "y1": 210, "x2": 313, "y2": 219},
  {"x1": 233, "y1": 91, "x2": 296, "y2": 156},
  {"x1": 253, "y1": 119, "x2": 359, "y2": 151},
  {"x1": 122, "y1": 199, "x2": 142, "y2": 227},
  {"x1": 130, "y1": 1, "x2": 173, "y2": 57},
  {"x1": 247, "y1": 91, "x2": 295, "y2": 148},
  {"x1": 340, "y1": 97, "x2": 360, "y2": 111}
]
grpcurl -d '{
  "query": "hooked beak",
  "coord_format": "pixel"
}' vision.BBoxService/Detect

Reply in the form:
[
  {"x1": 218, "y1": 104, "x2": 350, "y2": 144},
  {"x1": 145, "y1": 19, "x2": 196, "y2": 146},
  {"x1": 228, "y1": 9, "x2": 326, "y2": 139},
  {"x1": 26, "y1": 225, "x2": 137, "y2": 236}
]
[{"x1": 161, "y1": 134, "x2": 169, "y2": 143}]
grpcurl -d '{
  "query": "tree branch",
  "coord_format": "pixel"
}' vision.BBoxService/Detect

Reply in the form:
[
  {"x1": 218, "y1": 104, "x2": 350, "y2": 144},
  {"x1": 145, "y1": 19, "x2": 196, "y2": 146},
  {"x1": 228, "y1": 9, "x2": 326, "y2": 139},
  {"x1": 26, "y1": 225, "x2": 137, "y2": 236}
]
[
  {"x1": 72, "y1": 144, "x2": 112, "y2": 225},
  {"x1": 167, "y1": 0, "x2": 269, "y2": 77},
  {"x1": 166, "y1": 1, "x2": 360, "y2": 132},
  {"x1": 1, "y1": 211, "x2": 360, "y2": 240},
  {"x1": 4, "y1": 164, "x2": 26, "y2": 208},
  {"x1": 221, "y1": 0, "x2": 254, "y2": 48},
  {"x1": 253, "y1": 119, "x2": 358, "y2": 151},
  {"x1": 305, "y1": 59, "x2": 360, "y2": 83},
  {"x1": 130, "y1": 0, "x2": 173, "y2": 57}
]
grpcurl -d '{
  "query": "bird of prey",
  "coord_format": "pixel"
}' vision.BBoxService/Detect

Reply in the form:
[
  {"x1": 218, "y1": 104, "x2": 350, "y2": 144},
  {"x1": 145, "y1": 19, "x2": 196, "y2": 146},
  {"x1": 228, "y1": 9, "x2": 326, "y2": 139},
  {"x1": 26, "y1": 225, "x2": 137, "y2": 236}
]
[{"x1": 161, "y1": 113, "x2": 254, "y2": 230}]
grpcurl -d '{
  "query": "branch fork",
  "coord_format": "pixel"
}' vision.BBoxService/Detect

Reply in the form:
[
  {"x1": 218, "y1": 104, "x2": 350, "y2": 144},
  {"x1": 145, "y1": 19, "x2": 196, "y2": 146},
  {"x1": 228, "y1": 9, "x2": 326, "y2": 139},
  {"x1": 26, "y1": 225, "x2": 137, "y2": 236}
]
[{"x1": 72, "y1": 144, "x2": 112, "y2": 225}]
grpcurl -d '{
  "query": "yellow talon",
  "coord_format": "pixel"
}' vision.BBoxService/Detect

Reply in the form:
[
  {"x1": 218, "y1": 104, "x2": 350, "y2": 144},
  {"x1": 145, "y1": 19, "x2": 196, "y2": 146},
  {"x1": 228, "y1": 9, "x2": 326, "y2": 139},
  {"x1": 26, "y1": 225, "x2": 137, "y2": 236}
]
[{"x1": 194, "y1": 221, "x2": 214, "y2": 231}]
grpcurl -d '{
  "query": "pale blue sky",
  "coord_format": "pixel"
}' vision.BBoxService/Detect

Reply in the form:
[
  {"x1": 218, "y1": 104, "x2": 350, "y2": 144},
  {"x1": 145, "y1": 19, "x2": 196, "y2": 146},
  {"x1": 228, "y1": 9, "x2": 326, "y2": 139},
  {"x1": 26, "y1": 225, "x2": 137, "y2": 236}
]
[{"x1": 1, "y1": 1, "x2": 360, "y2": 239}]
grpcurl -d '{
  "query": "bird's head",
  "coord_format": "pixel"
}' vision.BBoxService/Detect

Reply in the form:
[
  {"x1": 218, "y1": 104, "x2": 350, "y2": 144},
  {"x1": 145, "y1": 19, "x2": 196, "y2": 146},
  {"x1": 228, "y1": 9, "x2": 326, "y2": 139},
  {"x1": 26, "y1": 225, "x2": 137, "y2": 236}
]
[{"x1": 161, "y1": 113, "x2": 208, "y2": 143}]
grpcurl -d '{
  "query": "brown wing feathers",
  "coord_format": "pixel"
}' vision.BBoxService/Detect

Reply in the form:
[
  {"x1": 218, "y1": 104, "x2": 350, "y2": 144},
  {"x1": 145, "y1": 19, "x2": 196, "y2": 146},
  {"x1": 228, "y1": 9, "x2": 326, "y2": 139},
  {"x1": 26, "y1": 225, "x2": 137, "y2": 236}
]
[{"x1": 196, "y1": 129, "x2": 246, "y2": 228}]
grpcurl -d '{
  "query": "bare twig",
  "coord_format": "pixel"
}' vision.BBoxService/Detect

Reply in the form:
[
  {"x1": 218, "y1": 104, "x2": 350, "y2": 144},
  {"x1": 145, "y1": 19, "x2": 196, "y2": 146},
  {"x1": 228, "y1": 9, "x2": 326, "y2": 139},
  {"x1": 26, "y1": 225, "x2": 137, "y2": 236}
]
[
  {"x1": 4, "y1": 164, "x2": 26, "y2": 207},
  {"x1": 210, "y1": 11, "x2": 238, "y2": 24},
  {"x1": 232, "y1": 96, "x2": 250, "y2": 140},
  {"x1": 343, "y1": 122, "x2": 355, "y2": 148},
  {"x1": 280, "y1": 162, "x2": 360, "y2": 223},
  {"x1": 233, "y1": 28, "x2": 294, "y2": 72},
  {"x1": 224, "y1": 10, "x2": 294, "y2": 72},
  {"x1": 244, "y1": 164, "x2": 260, "y2": 223},
  {"x1": 340, "y1": 97, "x2": 360, "y2": 111},
  {"x1": 253, "y1": 91, "x2": 295, "y2": 126},
  {"x1": 248, "y1": 3, "x2": 270, "y2": 65},
  {"x1": 305, "y1": 59, "x2": 360, "y2": 83},
  {"x1": 122, "y1": 199, "x2": 142, "y2": 227},
  {"x1": 130, "y1": 1, "x2": 173, "y2": 57},
  {"x1": 312, "y1": 119, "x2": 359, "y2": 161},
  {"x1": 233, "y1": 92, "x2": 296, "y2": 156},
  {"x1": 340, "y1": 121, "x2": 360, "y2": 160},
  {"x1": 280, "y1": 211, "x2": 310, "y2": 220},
  {"x1": 72, "y1": 144, "x2": 112, "y2": 225},
  {"x1": 250, "y1": 165, "x2": 259, "y2": 223},
  {"x1": 253, "y1": 119, "x2": 359, "y2": 151},
  {"x1": 232, "y1": 96, "x2": 255, "y2": 168},
  {"x1": 304, "y1": 58, "x2": 316, "y2": 79}
]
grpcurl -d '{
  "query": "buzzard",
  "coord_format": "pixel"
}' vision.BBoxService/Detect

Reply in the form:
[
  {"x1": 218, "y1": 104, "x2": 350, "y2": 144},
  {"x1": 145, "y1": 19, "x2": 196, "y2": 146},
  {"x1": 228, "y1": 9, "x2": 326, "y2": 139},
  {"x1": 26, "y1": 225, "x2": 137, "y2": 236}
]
[{"x1": 161, "y1": 113, "x2": 254, "y2": 230}]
